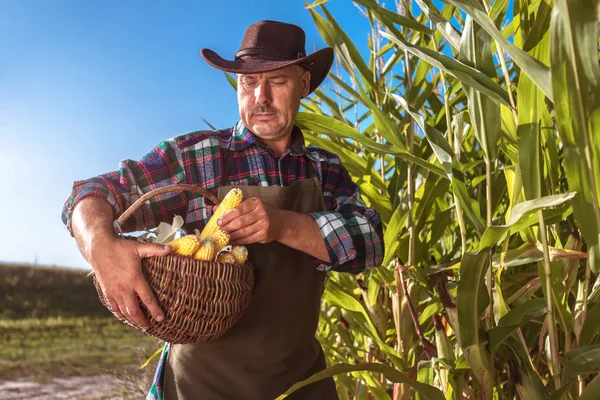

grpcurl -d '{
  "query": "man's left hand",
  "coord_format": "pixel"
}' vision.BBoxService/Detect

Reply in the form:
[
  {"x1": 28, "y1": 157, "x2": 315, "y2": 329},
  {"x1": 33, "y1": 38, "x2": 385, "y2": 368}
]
[{"x1": 217, "y1": 198, "x2": 283, "y2": 245}]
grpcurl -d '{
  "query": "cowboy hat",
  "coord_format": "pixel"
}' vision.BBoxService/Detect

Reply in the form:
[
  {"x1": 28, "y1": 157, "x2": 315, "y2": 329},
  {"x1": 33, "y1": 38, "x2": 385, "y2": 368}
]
[{"x1": 200, "y1": 20, "x2": 334, "y2": 94}]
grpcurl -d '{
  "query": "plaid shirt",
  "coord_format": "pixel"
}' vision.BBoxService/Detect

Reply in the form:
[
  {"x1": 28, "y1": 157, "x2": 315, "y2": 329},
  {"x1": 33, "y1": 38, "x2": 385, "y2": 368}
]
[{"x1": 61, "y1": 120, "x2": 384, "y2": 273}]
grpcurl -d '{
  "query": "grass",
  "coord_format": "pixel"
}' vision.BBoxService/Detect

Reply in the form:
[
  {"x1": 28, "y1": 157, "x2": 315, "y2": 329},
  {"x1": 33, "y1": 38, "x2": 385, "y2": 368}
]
[
  {"x1": 0, "y1": 316, "x2": 159, "y2": 380},
  {"x1": 0, "y1": 262, "x2": 161, "y2": 393},
  {"x1": 0, "y1": 262, "x2": 111, "y2": 319}
]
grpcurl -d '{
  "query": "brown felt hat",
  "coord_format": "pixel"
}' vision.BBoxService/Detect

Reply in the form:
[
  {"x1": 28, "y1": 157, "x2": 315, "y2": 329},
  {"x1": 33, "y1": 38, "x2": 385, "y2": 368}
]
[{"x1": 201, "y1": 20, "x2": 334, "y2": 94}]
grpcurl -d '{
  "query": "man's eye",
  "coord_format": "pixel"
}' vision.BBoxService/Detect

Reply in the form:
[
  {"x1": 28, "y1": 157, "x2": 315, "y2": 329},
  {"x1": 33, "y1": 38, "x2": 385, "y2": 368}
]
[{"x1": 271, "y1": 80, "x2": 285, "y2": 85}]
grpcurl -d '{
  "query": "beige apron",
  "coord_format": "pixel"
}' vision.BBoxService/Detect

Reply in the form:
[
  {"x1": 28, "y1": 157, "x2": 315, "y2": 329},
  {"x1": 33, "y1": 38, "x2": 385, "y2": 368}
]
[{"x1": 163, "y1": 150, "x2": 338, "y2": 399}]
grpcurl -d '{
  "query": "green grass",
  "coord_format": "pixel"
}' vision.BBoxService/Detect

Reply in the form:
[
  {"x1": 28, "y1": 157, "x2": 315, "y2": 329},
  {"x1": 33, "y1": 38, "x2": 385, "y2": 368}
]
[
  {"x1": 0, "y1": 262, "x2": 111, "y2": 319},
  {"x1": 0, "y1": 316, "x2": 159, "y2": 380},
  {"x1": 0, "y1": 263, "x2": 161, "y2": 385}
]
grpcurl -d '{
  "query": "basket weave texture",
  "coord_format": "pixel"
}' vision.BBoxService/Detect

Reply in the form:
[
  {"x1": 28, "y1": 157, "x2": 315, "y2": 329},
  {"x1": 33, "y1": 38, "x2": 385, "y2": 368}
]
[
  {"x1": 94, "y1": 255, "x2": 254, "y2": 344},
  {"x1": 92, "y1": 184, "x2": 255, "y2": 344}
]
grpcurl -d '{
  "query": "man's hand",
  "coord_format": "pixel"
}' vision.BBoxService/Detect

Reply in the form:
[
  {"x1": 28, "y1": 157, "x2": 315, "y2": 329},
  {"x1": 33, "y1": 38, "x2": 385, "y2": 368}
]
[
  {"x1": 217, "y1": 197, "x2": 283, "y2": 245},
  {"x1": 217, "y1": 197, "x2": 330, "y2": 262},
  {"x1": 89, "y1": 236, "x2": 171, "y2": 330}
]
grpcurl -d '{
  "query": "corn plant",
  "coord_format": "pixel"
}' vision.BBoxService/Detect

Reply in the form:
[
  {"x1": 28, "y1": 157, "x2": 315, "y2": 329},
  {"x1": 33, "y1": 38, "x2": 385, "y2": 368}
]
[{"x1": 276, "y1": 0, "x2": 600, "y2": 399}]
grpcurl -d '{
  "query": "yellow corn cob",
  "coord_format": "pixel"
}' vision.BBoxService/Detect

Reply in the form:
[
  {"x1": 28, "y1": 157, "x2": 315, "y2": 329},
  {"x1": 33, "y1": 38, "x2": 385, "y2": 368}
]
[
  {"x1": 193, "y1": 238, "x2": 217, "y2": 261},
  {"x1": 231, "y1": 246, "x2": 248, "y2": 264},
  {"x1": 167, "y1": 234, "x2": 200, "y2": 257},
  {"x1": 216, "y1": 253, "x2": 237, "y2": 264},
  {"x1": 199, "y1": 188, "x2": 243, "y2": 241},
  {"x1": 209, "y1": 229, "x2": 230, "y2": 249}
]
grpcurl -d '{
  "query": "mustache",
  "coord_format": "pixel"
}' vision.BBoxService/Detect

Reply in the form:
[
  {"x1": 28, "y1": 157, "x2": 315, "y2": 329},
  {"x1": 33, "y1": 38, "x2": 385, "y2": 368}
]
[{"x1": 251, "y1": 105, "x2": 278, "y2": 116}]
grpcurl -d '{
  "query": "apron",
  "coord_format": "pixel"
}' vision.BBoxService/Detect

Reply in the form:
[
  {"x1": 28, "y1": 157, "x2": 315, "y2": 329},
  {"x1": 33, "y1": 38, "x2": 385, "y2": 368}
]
[{"x1": 159, "y1": 150, "x2": 339, "y2": 400}]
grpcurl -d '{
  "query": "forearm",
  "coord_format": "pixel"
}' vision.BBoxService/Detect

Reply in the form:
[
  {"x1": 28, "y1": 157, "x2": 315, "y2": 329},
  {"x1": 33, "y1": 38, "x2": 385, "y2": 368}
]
[
  {"x1": 277, "y1": 210, "x2": 330, "y2": 263},
  {"x1": 62, "y1": 138, "x2": 189, "y2": 235},
  {"x1": 71, "y1": 197, "x2": 117, "y2": 264}
]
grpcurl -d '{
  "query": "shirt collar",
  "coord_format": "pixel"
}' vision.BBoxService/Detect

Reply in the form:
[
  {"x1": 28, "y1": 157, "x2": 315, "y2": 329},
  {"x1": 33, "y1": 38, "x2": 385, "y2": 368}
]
[{"x1": 229, "y1": 120, "x2": 307, "y2": 156}]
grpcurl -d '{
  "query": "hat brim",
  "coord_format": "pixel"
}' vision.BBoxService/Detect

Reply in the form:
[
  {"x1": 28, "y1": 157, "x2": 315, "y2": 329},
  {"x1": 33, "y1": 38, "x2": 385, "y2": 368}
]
[{"x1": 200, "y1": 47, "x2": 333, "y2": 94}]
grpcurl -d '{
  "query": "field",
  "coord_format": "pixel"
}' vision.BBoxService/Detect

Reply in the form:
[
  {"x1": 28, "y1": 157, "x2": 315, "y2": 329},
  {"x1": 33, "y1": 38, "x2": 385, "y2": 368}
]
[{"x1": 0, "y1": 263, "x2": 160, "y2": 398}]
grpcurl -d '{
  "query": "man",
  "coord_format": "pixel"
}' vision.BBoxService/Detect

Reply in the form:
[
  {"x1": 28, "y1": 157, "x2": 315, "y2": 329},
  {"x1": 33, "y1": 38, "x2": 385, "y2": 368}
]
[{"x1": 62, "y1": 20, "x2": 384, "y2": 399}]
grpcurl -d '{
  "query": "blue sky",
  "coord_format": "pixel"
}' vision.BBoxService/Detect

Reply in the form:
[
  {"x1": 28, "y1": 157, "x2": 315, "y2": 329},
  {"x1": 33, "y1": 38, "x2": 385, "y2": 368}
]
[{"x1": 0, "y1": 0, "x2": 376, "y2": 269}]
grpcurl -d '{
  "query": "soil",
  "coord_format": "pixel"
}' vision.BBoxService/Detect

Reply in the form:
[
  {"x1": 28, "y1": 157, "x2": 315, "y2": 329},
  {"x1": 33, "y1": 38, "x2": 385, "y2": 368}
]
[{"x1": 0, "y1": 374, "x2": 136, "y2": 400}]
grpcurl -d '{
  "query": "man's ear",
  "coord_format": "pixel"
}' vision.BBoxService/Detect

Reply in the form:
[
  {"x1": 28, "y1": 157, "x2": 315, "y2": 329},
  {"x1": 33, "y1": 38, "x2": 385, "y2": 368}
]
[{"x1": 301, "y1": 71, "x2": 311, "y2": 98}]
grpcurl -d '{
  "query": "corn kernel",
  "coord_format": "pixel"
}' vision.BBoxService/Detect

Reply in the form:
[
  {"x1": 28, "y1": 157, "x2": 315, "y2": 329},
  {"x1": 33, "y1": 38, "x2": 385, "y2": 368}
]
[
  {"x1": 199, "y1": 188, "x2": 243, "y2": 241},
  {"x1": 210, "y1": 229, "x2": 230, "y2": 249},
  {"x1": 167, "y1": 234, "x2": 200, "y2": 257},
  {"x1": 193, "y1": 238, "x2": 217, "y2": 261},
  {"x1": 231, "y1": 246, "x2": 248, "y2": 264}
]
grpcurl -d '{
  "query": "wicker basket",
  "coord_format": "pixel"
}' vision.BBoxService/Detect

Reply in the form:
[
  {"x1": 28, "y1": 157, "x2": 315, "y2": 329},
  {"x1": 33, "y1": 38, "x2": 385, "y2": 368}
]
[{"x1": 92, "y1": 184, "x2": 255, "y2": 344}]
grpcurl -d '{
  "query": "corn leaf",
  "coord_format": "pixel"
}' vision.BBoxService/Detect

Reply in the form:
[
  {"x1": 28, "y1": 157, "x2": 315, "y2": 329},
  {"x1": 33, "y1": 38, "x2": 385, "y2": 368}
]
[
  {"x1": 505, "y1": 337, "x2": 549, "y2": 400},
  {"x1": 309, "y1": 5, "x2": 376, "y2": 93},
  {"x1": 323, "y1": 283, "x2": 403, "y2": 367},
  {"x1": 224, "y1": 72, "x2": 237, "y2": 90},
  {"x1": 295, "y1": 112, "x2": 447, "y2": 178},
  {"x1": 459, "y1": 16, "x2": 501, "y2": 161},
  {"x1": 441, "y1": 0, "x2": 553, "y2": 100},
  {"x1": 579, "y1": 373, "x2": 600, "y2": 400},
  {"x1": 414, "y1": 0, "x2": 461, "y2": 50},
  {"x1": 492, "y1": 242, "x2": 588, "y2": 268},
  {"x1": 562, "y1": 344, "x2": 600, "y2": 381},
  {"x1": 383, "y1": 204, "x2": 409, "y2": 266},
  {"x1": 380, "y1": 30, "x2": 511, "y2": 107},
  {"x1": 354, "y1": 0, "x2": 432, "y2": 34},
  {"x1": 550, "y1": 0, "x2": 600, "y2": 272},
  {"x1": 516, "y1": 10, "x2": 551, "y2": 201},
  {"x1": 276, "y1": 362, "x2": 444, "y2": 400},
  {"x1": 456, "y1": 250, "x2": 494, "y2": 392},
  {"x1": 305, "y1": 0, "x2": 330, "y2": 9},
  {"x1": 579, "y1": 300, "x2": 600, "y2": 346},
  {"x1": 479, "y1": 192, "x2": 576, "y2": 249},
  {"x1": 488, "y1": 298, "x2": 547, "y2": 351},
  {"x1": 392, "y1": 93, "x2": 487, "y2": 236}
]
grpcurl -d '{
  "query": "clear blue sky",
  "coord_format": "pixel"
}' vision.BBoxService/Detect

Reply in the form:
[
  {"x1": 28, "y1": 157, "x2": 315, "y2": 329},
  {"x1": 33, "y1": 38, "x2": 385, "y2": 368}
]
[{"x1": 0, "y1": 0, "x2": 374, "y2": 269}]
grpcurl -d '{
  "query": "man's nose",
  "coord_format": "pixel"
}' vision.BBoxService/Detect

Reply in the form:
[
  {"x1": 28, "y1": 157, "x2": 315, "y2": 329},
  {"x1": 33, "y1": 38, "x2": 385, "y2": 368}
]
[{"x1": 255, "y1": 83, "x2": 272, "y2": 105}]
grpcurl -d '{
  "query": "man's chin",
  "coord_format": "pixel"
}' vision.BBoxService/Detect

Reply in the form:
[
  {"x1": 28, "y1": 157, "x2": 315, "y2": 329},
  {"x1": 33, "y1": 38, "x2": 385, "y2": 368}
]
[{"x1": 250, "y1": 124, "x2": 284, "y2": 139}]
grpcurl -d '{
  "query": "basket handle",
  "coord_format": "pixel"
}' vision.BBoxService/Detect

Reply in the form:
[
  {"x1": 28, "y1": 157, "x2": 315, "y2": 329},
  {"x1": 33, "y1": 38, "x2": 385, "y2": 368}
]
[{"x1": 113, "y1": 184, "x2": 220, "y2": 237}]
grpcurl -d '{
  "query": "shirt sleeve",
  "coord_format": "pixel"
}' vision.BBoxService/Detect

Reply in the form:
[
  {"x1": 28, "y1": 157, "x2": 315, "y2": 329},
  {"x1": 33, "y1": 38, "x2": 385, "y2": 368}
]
[
  {"x1": 61, "y1": 138, "x2": 188, "y2": 235},
  {"x1": 309, "y1": 157, "x2": 384, "y2": 274}
]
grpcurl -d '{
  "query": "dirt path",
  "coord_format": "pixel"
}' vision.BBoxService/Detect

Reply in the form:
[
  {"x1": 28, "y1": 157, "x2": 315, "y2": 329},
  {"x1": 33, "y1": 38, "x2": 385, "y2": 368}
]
[{"x1": 0, "y1": 374, "x2": 135, "y2": 400}]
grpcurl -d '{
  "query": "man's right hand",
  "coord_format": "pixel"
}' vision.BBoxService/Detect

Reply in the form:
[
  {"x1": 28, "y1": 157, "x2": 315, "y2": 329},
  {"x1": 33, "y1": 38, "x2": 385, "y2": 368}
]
[{"x1": 89, "y1": 236, "x2": 171, "y2": 330}]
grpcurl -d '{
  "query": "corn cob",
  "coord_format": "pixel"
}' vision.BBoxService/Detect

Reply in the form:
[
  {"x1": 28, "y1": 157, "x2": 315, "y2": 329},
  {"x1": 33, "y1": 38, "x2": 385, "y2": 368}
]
[
  {"x1": 199, "y1": 188, "x2": 243, "y2": 241},
  {"x1": 209, "y1": 229, "x2": 230, "y2": 249},
  {"x1": 167, "y1": 234, "x2": 200, "y2": 256},
  {"x1": 216, "y1": 253, "x2": 237, "y2": 264},
  {"x1": 231, "y1": 246, "x2": 248, "y2": 264},
  {"x1": 193, "y1": 238, "x2": 217, "y2": 261}
]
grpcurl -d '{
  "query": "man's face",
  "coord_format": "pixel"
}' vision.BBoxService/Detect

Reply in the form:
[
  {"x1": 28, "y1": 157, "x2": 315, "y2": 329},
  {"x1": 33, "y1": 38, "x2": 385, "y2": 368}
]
[{"x1": 237, "y1": 65, "x2": 311, "y2": 149}]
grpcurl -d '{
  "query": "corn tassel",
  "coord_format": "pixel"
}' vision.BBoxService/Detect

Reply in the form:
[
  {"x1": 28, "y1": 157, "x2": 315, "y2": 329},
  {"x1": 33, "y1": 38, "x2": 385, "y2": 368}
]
[
  {"x1": 199, "y1": 188, "x2": 243, "y2": 241},
  {"x1": 232, "y1": 246, "x2": 248, "y2": 264},
  {"x1": 167, "y1": 234, "x2": 200, "y2": 257},
  {"x1": 193, "y1": 238, "x2": 217, "y2": 261}
]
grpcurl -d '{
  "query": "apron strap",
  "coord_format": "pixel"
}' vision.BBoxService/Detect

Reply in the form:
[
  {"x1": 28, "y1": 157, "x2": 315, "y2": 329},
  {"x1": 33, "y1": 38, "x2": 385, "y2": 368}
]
[
  {"x1": 220, "y1": 149, "x2": 234, "y2": 187},
  {"x1": 306, "y1": 158, "x2": 317, "y2": 180}
]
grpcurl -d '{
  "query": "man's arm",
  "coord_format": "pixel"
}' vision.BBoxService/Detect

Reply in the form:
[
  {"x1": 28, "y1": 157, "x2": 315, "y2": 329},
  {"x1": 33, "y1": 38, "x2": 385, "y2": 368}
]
[
  {"x1": 71, "y1": 197, "x2": 170, "y2": 329},
  {"x1": 218, "y1": 200, "x2": 330, "y2": 262},
  {"x1": 62, "y1": 137, "x2": 192, "y2": 328},
  {"x1": 305, "y1": 155, "x2": 383, "y2": 274},
  {"x1": 277, "y1": 210, "x2": 330, "y2": 262},
  {"x1": 61, "y1": 138, "x2": 189, "y2": 236},
  {"x1": 218, "y1": 159, "x2": 383, "y2": 273}
]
